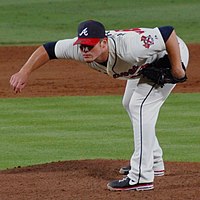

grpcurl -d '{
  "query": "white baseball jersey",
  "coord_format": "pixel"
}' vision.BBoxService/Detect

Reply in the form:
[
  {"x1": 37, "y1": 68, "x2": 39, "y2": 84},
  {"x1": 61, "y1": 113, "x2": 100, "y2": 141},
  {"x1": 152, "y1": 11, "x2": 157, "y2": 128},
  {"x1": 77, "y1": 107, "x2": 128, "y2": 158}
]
[{"x1": 54, "y1": 27, "x2": 183, "y2": 80}]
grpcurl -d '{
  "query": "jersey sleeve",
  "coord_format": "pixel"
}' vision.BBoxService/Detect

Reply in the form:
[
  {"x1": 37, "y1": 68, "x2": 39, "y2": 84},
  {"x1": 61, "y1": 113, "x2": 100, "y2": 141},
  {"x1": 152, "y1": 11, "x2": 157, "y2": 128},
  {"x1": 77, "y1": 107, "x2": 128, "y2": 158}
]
[
  {"x1": 158, "y1": 26, "x2": 174, "y2": 42},
  {"x1": 54, "y1": 38, "x2": 83, "y2": 61},
  {"x1": 43, "y1": 41, "x2": 57, "y2": 59}
]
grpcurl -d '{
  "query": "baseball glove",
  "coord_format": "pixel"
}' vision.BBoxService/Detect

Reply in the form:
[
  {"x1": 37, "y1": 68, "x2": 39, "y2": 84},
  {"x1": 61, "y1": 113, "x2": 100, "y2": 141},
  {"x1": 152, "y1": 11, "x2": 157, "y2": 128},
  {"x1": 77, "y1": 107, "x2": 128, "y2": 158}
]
[{"x1": 140, "y1": 55, "x2": 187, "y2": 87}]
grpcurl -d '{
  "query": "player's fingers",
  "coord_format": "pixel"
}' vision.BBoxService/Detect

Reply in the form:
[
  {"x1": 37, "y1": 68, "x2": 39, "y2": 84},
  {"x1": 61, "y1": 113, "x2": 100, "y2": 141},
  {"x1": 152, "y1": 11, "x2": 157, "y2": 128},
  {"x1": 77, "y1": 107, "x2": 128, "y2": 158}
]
[
  {"x1": 13, "y1": 84, "x2": 20, "y2": 93},
  {"x1": 10, "y1": 72, "x2": 28, "y2": 93},
  {"x1": 19, "y1": 83, "x2": 26, "y2": 92},
  {"x1": 10, "y1": 79, "x2": 20, "y2": 93},
  {"x1": 10, "y1": 74, "x2": 23, "y2": 92},
  {"x1": 10, "y1": 74, "x2": 19, "y2": 87},
  {"x1": 10, "y1": 80, "x2": 18, "y2": 93},
  {"x1": 9, "y1": 75, "x2": 15, "y2": 86},
  {"x1": 13, "y1": 86, "x2": 18, "y2": 93},
  {"x1": 14, "y1": 82, "x2": 25, "y2": 93}
]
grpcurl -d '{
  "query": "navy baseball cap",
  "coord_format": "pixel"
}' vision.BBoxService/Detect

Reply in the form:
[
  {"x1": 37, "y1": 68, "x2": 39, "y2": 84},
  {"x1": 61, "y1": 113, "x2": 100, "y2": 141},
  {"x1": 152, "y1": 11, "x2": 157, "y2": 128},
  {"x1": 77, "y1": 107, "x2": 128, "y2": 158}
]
[{"x1": 73, "y1": 20, "x2": 106, "y2": 46}]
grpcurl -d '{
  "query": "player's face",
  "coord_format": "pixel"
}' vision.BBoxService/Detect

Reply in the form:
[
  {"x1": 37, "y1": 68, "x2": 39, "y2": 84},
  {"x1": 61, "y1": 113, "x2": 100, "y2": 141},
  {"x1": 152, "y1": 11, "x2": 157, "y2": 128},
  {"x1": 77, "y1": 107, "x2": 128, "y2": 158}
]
[{"x1": 80, "y1": 39, "x2": 108, "y2": 63}]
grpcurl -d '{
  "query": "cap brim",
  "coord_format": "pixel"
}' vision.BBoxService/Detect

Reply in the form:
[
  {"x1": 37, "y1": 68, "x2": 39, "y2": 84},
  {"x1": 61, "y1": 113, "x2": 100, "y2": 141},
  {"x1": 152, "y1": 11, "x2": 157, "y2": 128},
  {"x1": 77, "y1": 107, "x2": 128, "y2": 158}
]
[{"x1": 73, "y1": 38, "x2": 101, "y2": 46}]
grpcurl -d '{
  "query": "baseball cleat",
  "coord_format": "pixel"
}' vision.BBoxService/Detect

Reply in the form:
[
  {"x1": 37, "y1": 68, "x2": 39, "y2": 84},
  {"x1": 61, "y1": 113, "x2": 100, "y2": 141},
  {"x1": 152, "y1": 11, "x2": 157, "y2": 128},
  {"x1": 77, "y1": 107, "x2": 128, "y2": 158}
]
[
  {"x1": 119, "y1": 165, "x2": 165, "y2": 176},
  {"x1": 107, "y1": 176, "x2": 154, "y2": 191}
]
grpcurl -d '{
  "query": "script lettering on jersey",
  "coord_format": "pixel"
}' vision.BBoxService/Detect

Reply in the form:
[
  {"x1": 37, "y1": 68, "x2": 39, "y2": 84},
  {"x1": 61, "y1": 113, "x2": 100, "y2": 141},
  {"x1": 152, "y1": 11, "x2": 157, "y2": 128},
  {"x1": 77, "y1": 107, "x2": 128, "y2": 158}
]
[
  {"x1": 79, "y1": 28, "x2": 88, "y2": 36},
  {"x1": 113, "y1": 64, "x2": 148, "y2": 79}
]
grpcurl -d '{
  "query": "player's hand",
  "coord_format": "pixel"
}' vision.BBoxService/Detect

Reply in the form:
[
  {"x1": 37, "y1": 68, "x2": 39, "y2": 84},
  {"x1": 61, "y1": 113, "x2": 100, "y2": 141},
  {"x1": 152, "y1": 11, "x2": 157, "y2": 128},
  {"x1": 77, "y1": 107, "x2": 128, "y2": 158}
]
[{"x1": 10, "y1": 71, "x2": 29, "y2": 93}]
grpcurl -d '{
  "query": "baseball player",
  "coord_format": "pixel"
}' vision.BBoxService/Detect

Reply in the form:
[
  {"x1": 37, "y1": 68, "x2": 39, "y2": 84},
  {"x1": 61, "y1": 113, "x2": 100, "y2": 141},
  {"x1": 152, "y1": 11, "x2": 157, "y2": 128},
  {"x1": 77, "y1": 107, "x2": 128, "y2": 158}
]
[{"x1": 10, "y1": 20, "x2": 189, "y2": 191}]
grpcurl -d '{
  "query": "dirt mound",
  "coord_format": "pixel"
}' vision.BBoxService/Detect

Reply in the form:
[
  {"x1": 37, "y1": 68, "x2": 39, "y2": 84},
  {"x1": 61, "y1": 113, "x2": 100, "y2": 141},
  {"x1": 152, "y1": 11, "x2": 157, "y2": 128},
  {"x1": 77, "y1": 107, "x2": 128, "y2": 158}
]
[{"x1": 0, "y1": 160, "x2": 200, "y2": 200}]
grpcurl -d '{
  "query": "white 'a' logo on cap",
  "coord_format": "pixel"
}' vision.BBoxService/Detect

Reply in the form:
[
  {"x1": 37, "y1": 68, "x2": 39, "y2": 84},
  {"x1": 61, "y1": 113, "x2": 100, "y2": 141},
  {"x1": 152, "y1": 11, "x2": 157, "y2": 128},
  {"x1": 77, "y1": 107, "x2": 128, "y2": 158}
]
[{"x1": 79, "y1": 28, "x2": 88, "y2": 36}]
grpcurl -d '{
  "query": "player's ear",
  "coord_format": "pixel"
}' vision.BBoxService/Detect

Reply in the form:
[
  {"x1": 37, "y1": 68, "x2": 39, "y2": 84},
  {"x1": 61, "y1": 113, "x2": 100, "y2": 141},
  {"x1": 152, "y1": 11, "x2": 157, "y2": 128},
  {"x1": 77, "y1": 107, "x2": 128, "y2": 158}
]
[{"x1": 100, "y1": 38, "x2": 108, "y2": 48}]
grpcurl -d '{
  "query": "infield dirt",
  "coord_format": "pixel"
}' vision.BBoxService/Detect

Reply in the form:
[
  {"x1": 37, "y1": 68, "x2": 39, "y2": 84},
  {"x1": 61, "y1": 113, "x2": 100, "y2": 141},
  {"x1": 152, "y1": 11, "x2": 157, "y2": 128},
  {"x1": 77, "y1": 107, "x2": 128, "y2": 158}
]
[{"x1": 0, "y1": 45, "x2": 200, "y2": 200}]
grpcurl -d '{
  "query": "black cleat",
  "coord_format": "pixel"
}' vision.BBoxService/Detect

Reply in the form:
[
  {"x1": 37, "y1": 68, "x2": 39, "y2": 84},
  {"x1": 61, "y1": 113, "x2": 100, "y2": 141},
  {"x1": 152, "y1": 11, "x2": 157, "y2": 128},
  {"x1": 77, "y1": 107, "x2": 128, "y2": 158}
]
[{"x1": 107, "y1": 176, "x2": 154, "y2": 191}]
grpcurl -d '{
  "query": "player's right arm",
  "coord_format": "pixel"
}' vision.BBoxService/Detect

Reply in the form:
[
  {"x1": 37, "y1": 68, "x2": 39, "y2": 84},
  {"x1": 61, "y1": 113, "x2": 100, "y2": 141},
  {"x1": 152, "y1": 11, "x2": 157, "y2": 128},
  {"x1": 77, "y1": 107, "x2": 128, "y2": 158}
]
[
  {"x1": 10, "y1": 45, "x2": 50, "y2": 93},
  {"x1": 10, "y1": 38, "x2": 79, "y2": 93}
]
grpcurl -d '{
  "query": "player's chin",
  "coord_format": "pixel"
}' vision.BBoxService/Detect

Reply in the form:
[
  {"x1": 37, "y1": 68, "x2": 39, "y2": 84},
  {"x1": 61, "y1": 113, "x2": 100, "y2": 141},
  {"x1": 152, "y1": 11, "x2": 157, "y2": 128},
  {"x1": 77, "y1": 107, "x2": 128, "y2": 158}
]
[{"x1": 83, "y1": 57, "x2": 94, "y2": 63}]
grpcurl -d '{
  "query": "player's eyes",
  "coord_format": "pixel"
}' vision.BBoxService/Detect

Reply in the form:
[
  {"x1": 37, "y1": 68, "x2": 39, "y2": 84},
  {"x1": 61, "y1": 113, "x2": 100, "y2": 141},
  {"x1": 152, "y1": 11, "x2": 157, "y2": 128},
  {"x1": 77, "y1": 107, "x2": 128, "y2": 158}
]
[{"x1": 80, "y1": 45, "x2": 94, "y2": 52}]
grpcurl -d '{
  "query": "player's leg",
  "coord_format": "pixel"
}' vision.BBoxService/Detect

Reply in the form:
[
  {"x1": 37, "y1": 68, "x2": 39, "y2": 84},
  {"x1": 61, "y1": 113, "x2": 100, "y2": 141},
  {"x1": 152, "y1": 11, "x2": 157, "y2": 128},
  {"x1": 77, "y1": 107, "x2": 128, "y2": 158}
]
[
  {"x1": 108, "y1": 81, "x2": 172, "y2": 191},
  {"x1": 121, "y1": 78, "x2": 164, "y2": 176},
  {"x1": 127, "y1": 81, "x2": 170, "y2": 184},
  {"x1": 120, "y1": 78, "x2": 139, "y2": 174}
]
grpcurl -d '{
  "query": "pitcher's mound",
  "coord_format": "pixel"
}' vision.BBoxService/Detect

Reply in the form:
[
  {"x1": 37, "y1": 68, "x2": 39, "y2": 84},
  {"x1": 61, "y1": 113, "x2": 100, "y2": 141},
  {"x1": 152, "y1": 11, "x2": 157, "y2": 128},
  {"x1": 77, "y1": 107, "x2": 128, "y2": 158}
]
[{"x1": 0, "y1": 159, "x2": 200, "y2": 200}]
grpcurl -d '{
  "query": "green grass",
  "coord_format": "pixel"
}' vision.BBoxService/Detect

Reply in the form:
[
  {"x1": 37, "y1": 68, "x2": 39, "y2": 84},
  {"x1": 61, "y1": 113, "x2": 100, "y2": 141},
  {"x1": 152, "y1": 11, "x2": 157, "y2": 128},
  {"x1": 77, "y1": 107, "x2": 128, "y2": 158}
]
[
  {"x1": 0, "y1": 0, "x2": 200, "y2": 45},
  {"x1": 158, "y1": 94, "x2": 200, "y2": 161},
  {"x1": 0, "y1": 94, "x2": 199, "y2": 169}
]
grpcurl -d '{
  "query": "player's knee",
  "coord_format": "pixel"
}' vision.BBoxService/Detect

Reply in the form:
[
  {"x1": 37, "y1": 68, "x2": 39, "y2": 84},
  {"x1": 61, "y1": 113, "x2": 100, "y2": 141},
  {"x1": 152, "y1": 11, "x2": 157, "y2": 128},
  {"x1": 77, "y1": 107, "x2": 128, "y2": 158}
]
[{"x1": 122, "y1": 97, "x2": 130, "y2": 112}]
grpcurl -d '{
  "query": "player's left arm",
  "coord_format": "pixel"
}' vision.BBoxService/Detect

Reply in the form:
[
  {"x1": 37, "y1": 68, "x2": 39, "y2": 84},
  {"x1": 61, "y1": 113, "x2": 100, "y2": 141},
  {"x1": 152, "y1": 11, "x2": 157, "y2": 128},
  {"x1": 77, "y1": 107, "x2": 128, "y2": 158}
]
[{"x1": 159, "y1": 26, "x2": 186, "y2": 79}]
